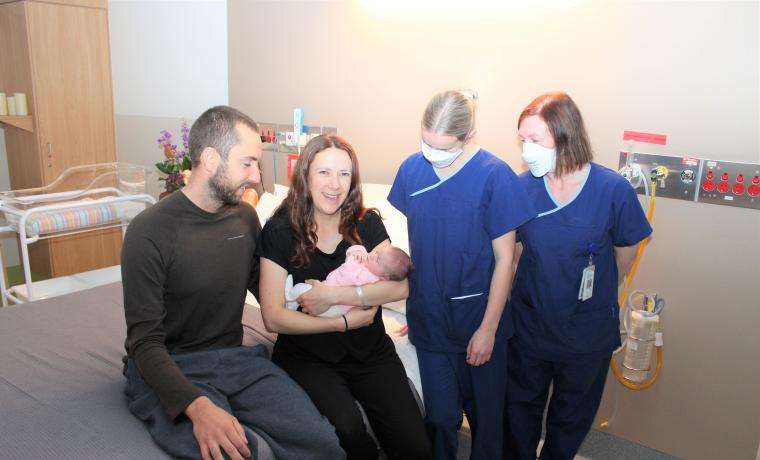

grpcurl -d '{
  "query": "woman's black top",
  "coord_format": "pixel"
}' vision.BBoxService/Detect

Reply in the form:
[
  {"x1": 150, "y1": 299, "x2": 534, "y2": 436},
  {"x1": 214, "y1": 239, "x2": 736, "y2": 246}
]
[{"x1": 259, "y1": 209, "x2": 394, "y2": 363}]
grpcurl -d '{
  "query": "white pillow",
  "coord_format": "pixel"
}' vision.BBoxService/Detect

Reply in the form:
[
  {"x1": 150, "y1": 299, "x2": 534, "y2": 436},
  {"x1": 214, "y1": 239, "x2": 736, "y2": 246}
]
[
  {"x1": 273, "y1": 183, "x2": 289, "y2": 198},
  {"x1": 358, "y1": 183, "x2": 408, "y2": 252},
  {"x1": 361, "y1": 183, "x2": 392, "y2": 202},
  {"x1": 383, "y1": 218, "x2": 409, "y2": 253},
  {"x1": 255, "y1": 191, "x2": 285, "y2": 225}
]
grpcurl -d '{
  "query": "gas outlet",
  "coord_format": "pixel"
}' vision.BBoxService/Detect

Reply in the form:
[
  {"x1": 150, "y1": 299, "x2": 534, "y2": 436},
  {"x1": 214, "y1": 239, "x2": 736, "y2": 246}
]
[{"x1": 619, "y1": 152, "x2": 760, "y2": 210}]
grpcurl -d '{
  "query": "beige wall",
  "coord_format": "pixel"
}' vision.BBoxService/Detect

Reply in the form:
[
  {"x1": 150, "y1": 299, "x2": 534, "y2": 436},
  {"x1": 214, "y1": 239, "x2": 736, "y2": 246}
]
[
  {"x1": 108, "y1": 0, "x2": 229, "y2": 197},
  {"x1": 229, "y1": 1, "x2": 760, "y2": 459},
  {"x1": 113, "y1": 114, "x2": 186, "y2": 199},
  {"x1": 109, "y1": 0, "x2": 228, "y2": 119}
]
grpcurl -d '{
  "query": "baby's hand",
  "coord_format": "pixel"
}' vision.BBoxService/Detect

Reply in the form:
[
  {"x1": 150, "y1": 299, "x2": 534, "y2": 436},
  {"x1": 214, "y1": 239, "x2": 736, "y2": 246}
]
[{"x1": 346, "y1": 246, "x2": 368, "y2": 264}]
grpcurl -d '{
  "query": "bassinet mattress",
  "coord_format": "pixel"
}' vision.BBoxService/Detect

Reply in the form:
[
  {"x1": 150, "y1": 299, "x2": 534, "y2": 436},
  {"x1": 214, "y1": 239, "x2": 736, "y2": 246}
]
[{"x1": 3, "y1": 200, "x2": 146, "y2": 236}]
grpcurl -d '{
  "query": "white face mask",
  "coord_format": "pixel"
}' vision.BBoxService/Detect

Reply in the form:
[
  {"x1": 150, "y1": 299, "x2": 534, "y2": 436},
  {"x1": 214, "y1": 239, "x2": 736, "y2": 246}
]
[
  {"x1": 421, "y1": 140, "x2": 463, "y2": 169},
  {"x1": 522, "y1": 141, "x2": 556, "y2": 177}
]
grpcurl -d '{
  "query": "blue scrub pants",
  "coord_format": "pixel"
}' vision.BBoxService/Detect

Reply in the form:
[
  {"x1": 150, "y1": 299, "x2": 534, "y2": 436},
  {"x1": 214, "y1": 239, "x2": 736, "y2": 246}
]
[
  {"x1": 417, "y1": 340, "x2": 508, "y2": 460},
  {"x1": 503, "y1": 339, "x2": 611, "y2": 460}
]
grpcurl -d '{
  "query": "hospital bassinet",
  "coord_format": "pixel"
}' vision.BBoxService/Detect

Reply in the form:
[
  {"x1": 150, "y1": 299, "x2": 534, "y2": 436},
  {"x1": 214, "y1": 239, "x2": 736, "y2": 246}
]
[{"x1": 0, "y1": 163, "x2": 156, "y2": 304}]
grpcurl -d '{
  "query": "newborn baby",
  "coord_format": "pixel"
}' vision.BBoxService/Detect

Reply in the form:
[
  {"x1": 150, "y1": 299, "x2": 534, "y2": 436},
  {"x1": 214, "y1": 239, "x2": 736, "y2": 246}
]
[{"x1": 286, "y1": 244, "x2": 411, "y2": 317}]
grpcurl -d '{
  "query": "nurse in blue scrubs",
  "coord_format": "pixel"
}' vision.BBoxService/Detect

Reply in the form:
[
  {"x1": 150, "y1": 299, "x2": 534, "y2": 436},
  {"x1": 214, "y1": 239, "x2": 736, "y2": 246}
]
[
  {"x1": 389, "y1": 90, "x2": 536, "y2": 459},
  {"x1": 504, "y1": 92, "x2": 653, "y2": 460}
]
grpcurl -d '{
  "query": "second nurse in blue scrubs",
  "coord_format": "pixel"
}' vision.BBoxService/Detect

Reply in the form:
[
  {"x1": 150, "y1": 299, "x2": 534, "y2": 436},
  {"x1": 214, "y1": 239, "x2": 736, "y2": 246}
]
[
  {"x1": 389, "y1": 90, "x2": 535, "y2": 459},
  {"x1": 504, "y1": 92, "x2": 653, "y2": 460}
]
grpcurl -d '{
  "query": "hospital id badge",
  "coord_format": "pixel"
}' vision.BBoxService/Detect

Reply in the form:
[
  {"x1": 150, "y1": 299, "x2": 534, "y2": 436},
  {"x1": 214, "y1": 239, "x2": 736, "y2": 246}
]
[{"x1": 578, "y1": 264, "x2": 595, "y2": 301}]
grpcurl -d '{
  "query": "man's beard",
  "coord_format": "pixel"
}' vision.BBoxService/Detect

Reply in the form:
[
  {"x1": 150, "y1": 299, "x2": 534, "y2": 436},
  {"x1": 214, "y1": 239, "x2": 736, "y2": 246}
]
[{"x1": 209, "y1": 163, "x2": 248, "y2": 206}]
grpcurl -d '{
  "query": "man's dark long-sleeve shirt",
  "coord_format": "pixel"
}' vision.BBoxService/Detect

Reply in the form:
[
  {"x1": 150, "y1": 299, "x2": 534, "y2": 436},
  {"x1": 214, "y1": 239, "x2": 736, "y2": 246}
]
[{"x1": 122, "y1": 191, "x2": 261, "y2": 420}]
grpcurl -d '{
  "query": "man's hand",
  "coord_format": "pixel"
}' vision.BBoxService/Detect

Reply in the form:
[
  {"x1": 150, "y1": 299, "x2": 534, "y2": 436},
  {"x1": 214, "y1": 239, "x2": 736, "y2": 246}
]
[
  {"x1": 185, "y1": 396, "x2": 251, "y2": 460},
  {"x1": 466, "y1": 327, "x2": 496, "y2": 366}
]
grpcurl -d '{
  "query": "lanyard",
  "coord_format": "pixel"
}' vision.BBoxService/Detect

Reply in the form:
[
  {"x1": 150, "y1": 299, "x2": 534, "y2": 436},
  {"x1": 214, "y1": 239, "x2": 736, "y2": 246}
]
[{"x1": 587, "y1": 242, "x2": 597, "y2": 266}]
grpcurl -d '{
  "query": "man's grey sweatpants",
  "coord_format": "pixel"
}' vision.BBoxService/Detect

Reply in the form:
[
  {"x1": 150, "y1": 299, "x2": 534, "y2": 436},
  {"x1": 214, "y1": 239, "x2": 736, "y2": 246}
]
[{"x1": 125, "y1": 345, "x2": 345, "y2": 460}]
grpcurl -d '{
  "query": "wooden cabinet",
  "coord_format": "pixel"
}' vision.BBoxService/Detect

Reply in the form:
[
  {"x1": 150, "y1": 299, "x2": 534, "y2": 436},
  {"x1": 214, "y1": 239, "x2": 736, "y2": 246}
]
[{"x1": 0, "y1": 0, "x2": 121, "y2": 278}]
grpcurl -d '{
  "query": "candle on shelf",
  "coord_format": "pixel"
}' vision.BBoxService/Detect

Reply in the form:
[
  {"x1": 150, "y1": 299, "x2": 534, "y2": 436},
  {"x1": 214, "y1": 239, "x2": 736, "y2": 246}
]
[
  {"x1": 7, "y1": 95, "x2": 16, "y2": 116},
  {"x1": 13, "y1": 93, "x2": 27, "y2": 116},
  {"x1": 0, "y1": 93, "x2": 7, "y2": 116}
]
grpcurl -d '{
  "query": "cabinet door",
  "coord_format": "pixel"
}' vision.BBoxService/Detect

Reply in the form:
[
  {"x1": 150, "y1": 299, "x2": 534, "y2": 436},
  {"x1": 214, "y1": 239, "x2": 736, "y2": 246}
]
[
  {"x1": 26, "y1": 0, "x2": 116, "y2": 182},
  {"x1": 25, "y1": 0, "x2": 121, "y2": 276}
]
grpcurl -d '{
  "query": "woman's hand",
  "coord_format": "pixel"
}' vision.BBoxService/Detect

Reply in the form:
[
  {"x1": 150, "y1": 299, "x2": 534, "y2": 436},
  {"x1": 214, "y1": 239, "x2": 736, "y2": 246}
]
[
  {"x1": 466, "y1": 327, "x2": 496, "y2": 366},
  {"x1": 344, "y1": 306, "x2": 378, "y2": 330},
  {"x1": 297, "y1": 280, "x2": 335, "y2": 316}
]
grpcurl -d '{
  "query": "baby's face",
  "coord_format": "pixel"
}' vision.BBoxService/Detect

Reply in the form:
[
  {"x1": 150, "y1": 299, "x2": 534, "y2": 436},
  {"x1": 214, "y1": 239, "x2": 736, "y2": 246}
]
[{"x1": 364, "y1": 246, "x2": 391, "y2": 278}]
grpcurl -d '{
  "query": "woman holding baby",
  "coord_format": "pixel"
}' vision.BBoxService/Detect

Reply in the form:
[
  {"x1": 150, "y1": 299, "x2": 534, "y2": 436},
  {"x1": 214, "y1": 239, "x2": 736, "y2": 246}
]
[{"x1": 258, "y1": 134, "x2": 431, "y2": 460}]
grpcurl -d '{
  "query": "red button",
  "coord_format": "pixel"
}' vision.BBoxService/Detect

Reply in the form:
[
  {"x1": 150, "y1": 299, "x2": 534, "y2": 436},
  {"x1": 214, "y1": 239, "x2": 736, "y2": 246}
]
[
  {"x1": 718, "y1": 181, "x2": 730, "y2": 193},
  {"x1": 733, "y1": 183, "x2": 745, "y2": 196},
  {"x1": 706, "y1": 170, "x2": 714, "y2": 180},
  {"x1": 752, "y1": 176, "x2": 760, "y2": 185},
  {"x1": 702, "y1": 180, "x2": 715, "y2": 192},
  {"x1": 721, "y1": 172, "x2": 730, "y2": 181},
  {"x1": 748, "y1": 184, "x2": 760, "y2": 197},
  {"x1": 736, "y1": 174, "x2": 745, "y2": 183}
]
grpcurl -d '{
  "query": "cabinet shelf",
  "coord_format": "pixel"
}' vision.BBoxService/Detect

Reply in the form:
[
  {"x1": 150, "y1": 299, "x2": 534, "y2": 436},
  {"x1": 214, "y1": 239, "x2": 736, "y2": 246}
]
[{"x1": 0, "y1": 115, "x2": 34, "y2": 132}]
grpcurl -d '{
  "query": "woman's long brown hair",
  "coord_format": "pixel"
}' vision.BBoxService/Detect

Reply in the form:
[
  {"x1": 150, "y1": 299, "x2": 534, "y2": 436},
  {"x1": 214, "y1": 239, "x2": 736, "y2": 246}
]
[{"x1": 274, "y1": 134, "x2": 368, "y2": 267}]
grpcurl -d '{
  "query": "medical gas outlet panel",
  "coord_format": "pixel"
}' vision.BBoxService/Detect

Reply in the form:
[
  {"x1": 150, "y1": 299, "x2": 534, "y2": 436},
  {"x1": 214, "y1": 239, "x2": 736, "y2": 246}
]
[{"x1": 618, "y1": 152, "x2": 760, "y2": 210}]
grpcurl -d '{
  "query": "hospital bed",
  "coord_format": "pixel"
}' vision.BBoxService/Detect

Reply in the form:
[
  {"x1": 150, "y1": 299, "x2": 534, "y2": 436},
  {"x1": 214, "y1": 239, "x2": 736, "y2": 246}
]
[
  {"x1": 0, "y1": 163, "x2": 156, "y2": 304},
  {"x1": 0, "y1": 283, "x2": 282, "y2": 459},
  {"x1": 0, "y1": 284, "x2": 422, "y2": 459}
]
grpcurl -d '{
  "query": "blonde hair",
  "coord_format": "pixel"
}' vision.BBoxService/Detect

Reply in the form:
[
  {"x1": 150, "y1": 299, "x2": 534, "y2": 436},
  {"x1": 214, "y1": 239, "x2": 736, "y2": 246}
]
[{"x1": 422, "y1": 90, "x2": 477, "y2": 141}]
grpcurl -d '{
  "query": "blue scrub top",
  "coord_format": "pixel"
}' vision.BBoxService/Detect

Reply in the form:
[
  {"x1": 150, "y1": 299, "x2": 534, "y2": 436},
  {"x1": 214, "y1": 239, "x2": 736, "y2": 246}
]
[
  {"x1": 510, "y1": 163, "x2": 653, "y2": 360},
  {"x1": 389, "y1": 149, "x2": 536, "y2": 353}
]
